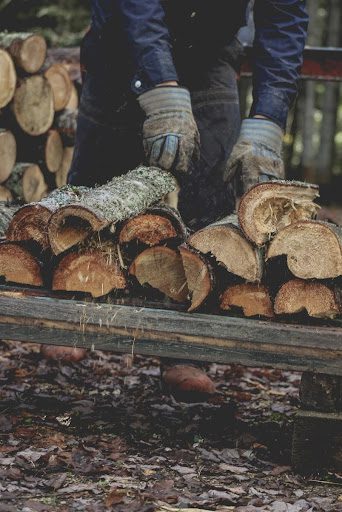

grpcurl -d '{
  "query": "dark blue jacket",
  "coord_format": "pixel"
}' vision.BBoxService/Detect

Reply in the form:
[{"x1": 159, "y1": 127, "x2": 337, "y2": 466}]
[{"x1": 91, "y1": 1, "x2": 308, "y2": 129}]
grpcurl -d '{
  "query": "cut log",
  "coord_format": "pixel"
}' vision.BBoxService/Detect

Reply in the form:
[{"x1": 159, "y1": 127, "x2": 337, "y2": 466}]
[
  {"x1": 5, "y1": 163, "x2": 46, "y2": 203},
  {"x1": 55, "y1": 146, "x2": 74, "y2": 188},
  {"x1": 0, "y1": 129, "x2": 16, "y2": 183},
  {"x1": 55, "y1": 109, "x2": 77, "y2": 146},
  {"x1": 48, "y1": 166, "x2": 177, "y2": 255},
  {"x1": 0, "y1": 186, "x2": 13, "y2": 202},
  {"x1": 0, "y1": 204, "x2": 18, "y2": 237},
  {"x1": 274, "y1": 279, "x2": 341, "y2": 319},
  {"x1": 13, "y1": 76, "x2": 54, "y2": 136},
  {"x1": 65, "y1": 83, "x2": 79, "y2": 111},
  {"x1": 17, "y1": 129, "x2": 63, "y2": 174},
  {"x1": 187, "y1": 214, "x2": 263, "y2": 282},
  {"x1": 130, "y1": 246, "x2": 188, "y2": 302},
  {"x1": 0, "y1": 32, "x2": 46, "y2": 73},
  {"x1": 53, "y1": 241, "x2": 127, "y2": 298},
  {"x1": 0, "y1": 241, "x2": 43, "y2": 286},
  {"x1": 0, "y1": 49, "x2": 16, "y2": 108},
  {"x1": 220, "y1": 283, "x2": 274, "y2": 318},
  {"x1": 267, "y1": 220, "x2": 342, "y2": 279},
  {"x1": 40, "y1": 345, "x2": 87, "y2": 362},
  {"x1": 6, "y1": 185, "x2": 89, "y2": 249},
  {"x1": 238, "y1": 180, "x2": 320, "y2": 246},
  {"x1": 179, "y1": 245, "x2": 214, "y2": 312},
  {"x1": 43, "y1": 63, "x2": 72, "y2": 111},
  {"x1": 119, "y1": 204, "x2": 187, "y2": 247},
  {"x1": 46, "y1": 47, "x2": 81, "y2": 84}
]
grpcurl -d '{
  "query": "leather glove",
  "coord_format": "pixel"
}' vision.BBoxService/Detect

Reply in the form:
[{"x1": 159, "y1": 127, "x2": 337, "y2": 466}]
[
  {"x1": 224, "y1": 118, "x2": 284, "y2": 193},
  {"x1": 138, "y1": 86, "x2": 200, "y2": 174}
]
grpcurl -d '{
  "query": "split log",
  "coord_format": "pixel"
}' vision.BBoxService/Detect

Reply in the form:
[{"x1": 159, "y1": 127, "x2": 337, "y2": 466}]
[
  {"x1": 0, "y1": 186, "x2": 13, "y2": 202},
  {"x1": 130, "y1": 246, "x2": 188, "y2": 302},
  {"x1": 5, "y1": 163, "x2": 46, "y2": 203},
  {"x1": 55, "y1": 146, "x2": 74, "y2": 188},
  {"x1": 65, "y1": 83, "x2": 79, "y2": 111},
  {"x1": 48, "y1": 166, "x2": 177, "y2": 255},
  {"x1": 0, "y1": 204, "x2": 18, "y2": 237},
  {"x1": 0, "y1": 129, "x2": 16, "y2": 183},
  {"x1": 12, "y1": 76, "x2": 54, "y2": 136},
  {"x1": 0, "y1": 241, "x2": 43, "y2": 286},
  {"x1": 0, "y1": 32, "x2": 46, "y2": 73},
  {"x1": 119, "y1": 204, "x2": 187, "y2": 247},
  {"x1": 43, "y1": 63, "x2": 72, "y2": 111},
  {"x1": 53, "y1": 241, "x2": 127, "y2": 298},
  {"x1": 238, "y1": 180, "x2": 319, "y2": 246},
  {"x1": 0, "y1": 49, "x2": 16, "y2": 108},
  {"x1": 179, "y1": 245, "x2": 214, "y2": 312},
  {"x1": 17, "y1": 129, "x2": 63, "y2": 174},
  {"x1": 220, "y1": 283, "x2": 274, "y2": 318},
  {"x1": 6, "y1": 185, "x2": 89, "y2": 249},
  {"x1": 267, "y1": 220, "x2": 342, "y2": 279},
  {"x1": 55, "y1": 109, "x2": 77, "y2": 146},
  {"x1": 187, "y1": 214, "x2": 263, "y2": 282},
  {"x1": 274, "y1": 279, "x2": 341, "y2": 319}
]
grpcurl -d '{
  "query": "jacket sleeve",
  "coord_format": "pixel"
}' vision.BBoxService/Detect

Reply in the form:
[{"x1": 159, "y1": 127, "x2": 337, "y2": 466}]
[
  {"x1": 115, "y1": 0, "x2": 179, "y2": 94},
  {"x1": 250, "y1": 0, "x2": 308, "y2": 129}
]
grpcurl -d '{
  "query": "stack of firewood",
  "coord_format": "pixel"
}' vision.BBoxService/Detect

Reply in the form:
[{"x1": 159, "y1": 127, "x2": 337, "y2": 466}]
[
  {"x1": 0, "y1": 170, "x2": 341, "y2": 321},
  {"x1": 0, "y1": 32, "x2": 79, "y2": 203}
]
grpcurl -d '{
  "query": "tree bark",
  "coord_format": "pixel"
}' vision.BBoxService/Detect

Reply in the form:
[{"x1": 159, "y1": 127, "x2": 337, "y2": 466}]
[
  {"x1": 220, "y1": 283, "x2": 274, "y2": 318},
  {"x1": 0, "y1": 241, "x2": 43, "y2": 286},
  {"x1": 238, "y1": 180, "x2": 319, "y2": 246},
  {"x1": 5, "y1": 163, "x2": 47, "y2": 203},
  {"x1": 0, "y1": 129, "x2": 16, "y2": 183},
  {"x1": 0, "y1": 48, "x2": 16, "y2": 108},
  {"x1": 0, "y1": 32, "x2": 46, "y2": 73},
  {"x1": 48, "y1": 166, "x2": 177, "y2": 255},
  {"x1": 0, "y1": 204, "x2": 18, "y2": 238},
  {"x1": 43, "y1": 63, "x2": 73, "y2": 112}
]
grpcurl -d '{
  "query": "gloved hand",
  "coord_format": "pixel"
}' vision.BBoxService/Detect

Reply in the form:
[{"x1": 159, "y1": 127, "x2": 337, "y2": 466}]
[
  {"x1": 224, "y1": 118, "x2": 284, "y2": 193},
  {"x1": 138, "y1": 86, "x2": 200, "y2": 173}
]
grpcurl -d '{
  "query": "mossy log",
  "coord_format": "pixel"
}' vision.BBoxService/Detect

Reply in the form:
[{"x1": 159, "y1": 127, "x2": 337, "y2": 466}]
[
  {"x1": 0, "y1": 204, "x2": 19, "y2": 238},
  {"x1": 0, "y1": 32, "x2": 46, "y2": 73},
  {"x1": 0, "y1": 241, "x2": 43, "y2": 286},
  {"x1": 267, "y1": 220, "x2": 342, "y2": 279},
  {"x1": 130, "y1": 246, "x2": 188, "y2": 302},
  {"x1": 5, "y1": 163, "x2": 47, "y2": 203},
  {"x1": 220, "y1": 283, "x2": 274, "y2": 318},
  {"x1": 119, "y1": 203, "x2": 187, "y2": 247},
  {"x1": 12, "y1": 76, "x2": 54, "y2": 136},
  {"x1": 55, "y1": 147, "x2": 74, "y2": 188},
  {"x1": 43, "y1": 63, "x2": 72, "y2": 112},
  {"x1": 179, "y1": 244, "x2": 215, "y2": 312},
  {"x1": 48, "y1": 166, "x2": 177, "y2": 255},
  {"x1": 274, "y1": 279, "x2": 341, "y2": 319},
  {"x1": 52, "y1": 240, "x2": 127, "y2": 298},
  {"x1": 6, "y1": 185, "x2": 89, "y2": 249},
  {"x1": 0, "y1": 129, "x2": 16, "y2": 183},
  {"x1": 55, "y1": 108, "x2": 77, "y2": 146},
  {"x1": 187, "y1": 214, "x2": 263, "y2": 282},
  {"x1": 238, "y1": 180, "x2": 319, "y2": 246},
  {"x1": 0, "y1": 49, "x2": 16, "y2": 108},
  {"x1": 16, "y1": 129, "x2": 63, "y2": 175}
]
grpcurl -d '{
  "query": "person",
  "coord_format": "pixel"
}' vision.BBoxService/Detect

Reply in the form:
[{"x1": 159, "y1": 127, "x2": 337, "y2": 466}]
[{"x1": 67, "y1": 0, "x2": 308, "y2": 401}]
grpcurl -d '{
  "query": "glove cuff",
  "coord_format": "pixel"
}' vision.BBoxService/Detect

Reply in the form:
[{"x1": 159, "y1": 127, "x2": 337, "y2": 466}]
[
  {"x1": 138, "y1": 86, "x2": 192, "y2": 115},
  {"x1": 239, "y1": 118, "x2": 283, "y2": 154}
]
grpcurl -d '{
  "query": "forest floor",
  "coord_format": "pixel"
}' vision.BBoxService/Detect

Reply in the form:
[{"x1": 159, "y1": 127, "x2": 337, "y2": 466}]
[{"x1": 0, "y1": 340, "x2": 342, "y2": 511}]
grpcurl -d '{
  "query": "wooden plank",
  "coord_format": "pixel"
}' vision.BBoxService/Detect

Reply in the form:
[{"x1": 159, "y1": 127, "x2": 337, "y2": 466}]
[{"x1": 0, "y1": 290, "x2": 341, "y2": 374}]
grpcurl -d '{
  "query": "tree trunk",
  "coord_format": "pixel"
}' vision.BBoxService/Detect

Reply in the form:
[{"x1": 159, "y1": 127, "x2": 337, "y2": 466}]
[
  {"x1": 0, "y1": 129, "x2": 16, "y2": 183},
  {"x1": 55, "y1": 109, "x2": 77, "y2": 146},
  {"x1": 0, "y1": 32, "x2": 46, "y2": 73},
  {"x1": 5, "y1": 163, "x2": 47, "y2": 203},
  {"x1": 43, "y1": 63, "x2": 72, "y2": 112},
  {"x1": 220, "y1": 283, "x2": 274, "y2": 318},
  {"x1": 238, "y1": 180, "x2": 319, "y2": 246},
  {"x1": 188, "y1": 214, "x2": 263, "y2": 282},
  {"x1": 16, "y1": 129, "x2": 63, "y2": 175},
  {"x1": 274, "y1": 279, "x2": 341, "y2": 319},
  {"x1": 267, "y1": 220, "x2": 342, "y2": 279},
  {"x1": 55, "y1": 146, "x2": 74, "y2": 188},
  {"x1": 0, "y1": 204, "x2": 18, "y2": 238},
  {"x1": 6, "y1": 185, "x2": 89, "y2": 249},
  {"x1": 179, "y1": 244, "x2": 214, "y2": 312},
  {"x1": 0, "y1": 48, "x2": 16, "y2": 108},
  {"x1": 48, "y1": 166, "x2": 177, "y2": 255},
  {"x1": 0, "y1": 241, "x2": 43, "y2": 286}
]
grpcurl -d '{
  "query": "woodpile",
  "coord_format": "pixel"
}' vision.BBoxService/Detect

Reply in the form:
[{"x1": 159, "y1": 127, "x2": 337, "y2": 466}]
[
  {"x1": 0, "y1": 32, "x2": 80, "y2": 203},
  {"x1": 0, "y1": 174, "x2": 340, "y2": 321}
]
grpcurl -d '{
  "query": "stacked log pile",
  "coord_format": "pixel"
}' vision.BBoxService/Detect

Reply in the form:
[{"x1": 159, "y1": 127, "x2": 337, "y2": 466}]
[
  {"x1": 0, "y1": 32, "x2": 80, "y2": 202},
  {"x1": 0, "y1": 173, "x2": 340, "y2": 321}
]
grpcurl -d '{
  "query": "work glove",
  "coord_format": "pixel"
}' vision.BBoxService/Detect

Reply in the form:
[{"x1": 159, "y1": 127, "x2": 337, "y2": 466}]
[
  {"x1": 224, "y1": 118, "x2": 284, "y2": 193},
  {"x1": 138, "y1": 86, "x2": 200, "y2": 174}
]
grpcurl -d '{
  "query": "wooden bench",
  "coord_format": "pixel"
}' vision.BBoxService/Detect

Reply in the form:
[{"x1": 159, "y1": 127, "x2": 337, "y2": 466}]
[{"x1": 0, "y1": 285, "x2": 341, "y2": 473}]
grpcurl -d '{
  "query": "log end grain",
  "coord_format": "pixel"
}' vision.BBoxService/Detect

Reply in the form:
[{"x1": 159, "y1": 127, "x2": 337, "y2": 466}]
[
  {"x1": 44, "y1": 63, "x2": 72, "y2": 111},
  {"x1": 0, "y1": 242, "x2": 43, "y2": 286},
  {"x1": 55, "y1": 146, "x2": 74, "y2": 187},
  {"x1": 179, "y1": 245, "x2": 214, "y2": 312},
  {"x1": 45, "y1": 129, "x2": 64, "y2": 174},
  {"x1": 130, "y1": 246, "x2": 188, "y2": 302},
  {"x1": 6, "y1": 163, "x2": 47, "y2": 203},
  {"x1": 6, "y1": 204, "x2": 51, "y2": 248},
  {"x1": 0, "y1": 49, "x2": 16, "y2": 108},
  {"x1": 119, "y1": 213, "x2": 177, "y2": 246},
  {"x1": 0, "y1": 129, "x2": 16, "y2": 183},
  {"x1": 0, "y1": 186, "x2": 13, "y2": 202},
  {"x1": 220, "y1": 283, "x2": 274, "y2": 318},
  {"x1": 274, "y1": 279, "x2": 341, "y2": 319},
  {"x1": 11, "y1": 33, "x2": 47, "y2": 73},
  {"x1": 238, "y1": 180, "x2": 320, "y2": 246},
  {"x1": 65, "y1": 83, "x2": 79, "y2": 111}
]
